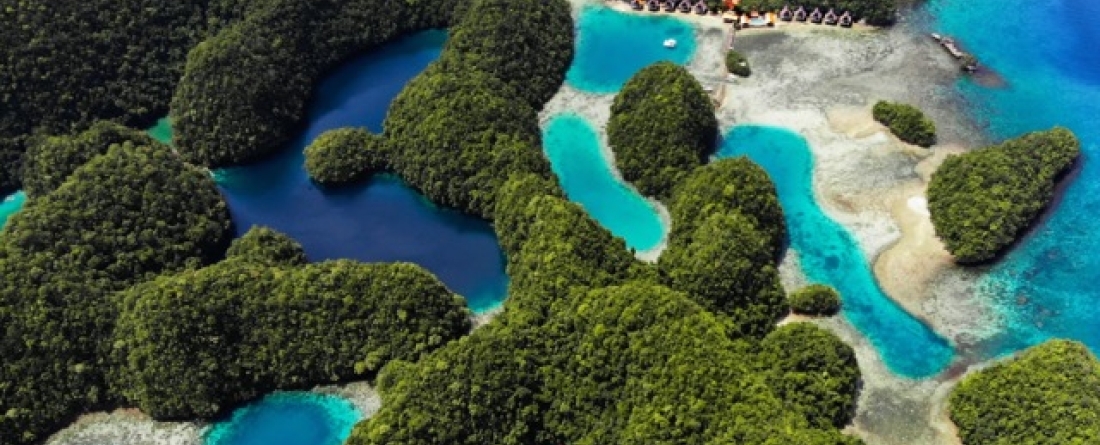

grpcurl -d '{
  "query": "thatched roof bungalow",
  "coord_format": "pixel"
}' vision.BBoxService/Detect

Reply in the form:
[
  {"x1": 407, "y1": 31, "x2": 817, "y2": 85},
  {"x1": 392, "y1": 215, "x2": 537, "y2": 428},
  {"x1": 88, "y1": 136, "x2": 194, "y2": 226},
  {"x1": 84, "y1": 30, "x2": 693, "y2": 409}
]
[
  {"x1": 677, "y1": 0, "x2": 692, "y2": 12},
  {"x1": 779, "y1": 5, "x2": 792, "y2": 21},
  {"x1": 793, "y1": 6, "x2": 807, "y2": 21},
  {"x1": 823, "y1": 8, "x2": 838, "y2": 25},
  {"x1": 663, "y1": 0, "x2": 676, "y2": 11},
  {"x1": 809, "y1": 7, "x2": 823, "y2": 23},
  {"x1": 693, "y1": 0, "x2": 708, "y2": 14},
  {"x1": 838, "y1": 11, "x2": 853, "y2": 27}
]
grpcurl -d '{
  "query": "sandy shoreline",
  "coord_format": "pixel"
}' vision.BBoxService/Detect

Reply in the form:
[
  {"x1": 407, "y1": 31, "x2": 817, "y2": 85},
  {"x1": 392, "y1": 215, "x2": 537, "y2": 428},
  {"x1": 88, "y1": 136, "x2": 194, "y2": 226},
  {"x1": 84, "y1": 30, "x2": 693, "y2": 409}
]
[{"x1": 707, "y1": 13, "x2": 1001, "y2": 445}]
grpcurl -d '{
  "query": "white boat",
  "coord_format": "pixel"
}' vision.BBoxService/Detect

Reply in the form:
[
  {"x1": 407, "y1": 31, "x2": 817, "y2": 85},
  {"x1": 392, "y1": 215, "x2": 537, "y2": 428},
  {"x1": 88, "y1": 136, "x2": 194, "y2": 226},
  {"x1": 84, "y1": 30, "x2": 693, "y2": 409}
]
[{"x1": 664, "y1": 38, "x2": 677, "y2": 48}]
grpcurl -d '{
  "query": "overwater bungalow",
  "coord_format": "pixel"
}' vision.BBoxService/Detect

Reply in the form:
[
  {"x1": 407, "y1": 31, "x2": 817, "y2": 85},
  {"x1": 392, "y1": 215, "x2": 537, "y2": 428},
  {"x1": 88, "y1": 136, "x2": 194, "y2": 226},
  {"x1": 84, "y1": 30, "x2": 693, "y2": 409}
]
[
  {"x1": 793, "y1": 6, "x2": 807, "y2": 21},
  {"x1": 808, "y1": 7, "x2": 823, "y2": 23},
  {"x1": 693, "y1": 0, "x2": 708, "y2": 14},
  {"x1": 838, "y1": 11, "x2": 853, "y2": 27},
  {"x1": 823, "y1": 8, "x2": 838, "y2": 25},
  {"x1": 677, "y1": 0, "x2": 692, "y2": 13},
  {"x1": 779, "y1": 5, "x2": 793, "y2": 21},
  {"x1": 663, "y1": 0, "x2": 676, "y2": 11}
]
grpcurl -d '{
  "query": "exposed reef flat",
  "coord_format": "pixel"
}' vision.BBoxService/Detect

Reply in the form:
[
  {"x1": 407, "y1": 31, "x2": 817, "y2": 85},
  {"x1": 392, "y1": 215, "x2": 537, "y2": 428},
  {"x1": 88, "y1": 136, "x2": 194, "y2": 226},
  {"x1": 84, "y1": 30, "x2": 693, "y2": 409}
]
[
  {"x1": 715, "y1": 19, "x2": 995, "y2": 445},
  {"x1": 46, "y1": 383, "x2": 382, "y2": 445}
]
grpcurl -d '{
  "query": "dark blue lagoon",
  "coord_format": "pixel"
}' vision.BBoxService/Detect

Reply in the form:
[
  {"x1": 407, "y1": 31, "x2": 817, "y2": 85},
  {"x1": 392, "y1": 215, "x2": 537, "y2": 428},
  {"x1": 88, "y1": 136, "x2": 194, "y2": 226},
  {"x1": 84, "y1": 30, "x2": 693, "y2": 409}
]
[
  {"x1": 0, "y1": 190, "x2": 24, "y2": 230},
  {"x1": 213, "y1": 30, "x2": 508, "y2": 313},
  {"x1": 204, "y1": 392, "x2": 360, "y2": 445},
  {"x1": 928, "y1": 0, "x2": 1100, "y2": 358},
  {"x1": 542, "y1": 113, "x2": 665, "y2": 253},
  {"x1": 718, "y1": 125, "x2": 955, "y2": 378},
  {"x1": 566, "y1": 6, "x2": 697, "y2": 93}
]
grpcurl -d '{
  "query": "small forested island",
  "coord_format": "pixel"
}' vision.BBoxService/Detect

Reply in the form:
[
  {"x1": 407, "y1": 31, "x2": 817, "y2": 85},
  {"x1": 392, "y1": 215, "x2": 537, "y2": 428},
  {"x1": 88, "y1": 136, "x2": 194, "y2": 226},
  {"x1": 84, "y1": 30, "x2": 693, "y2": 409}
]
[
  {"x1": 950, "y1": 340, "x2": 1100, "y2": 444},
  {"x1": 304, "y1": 128, "x2": 389, "y2": 186},
  {"x1": 928, "y1": 127, "x2": 1080, "y2": 263},
  {"x1": 726, "y1": 50, "x2": 752, "y2": 77},
  {"x1": 872, "y1": 100, "x2": 937, "y2": 147}
]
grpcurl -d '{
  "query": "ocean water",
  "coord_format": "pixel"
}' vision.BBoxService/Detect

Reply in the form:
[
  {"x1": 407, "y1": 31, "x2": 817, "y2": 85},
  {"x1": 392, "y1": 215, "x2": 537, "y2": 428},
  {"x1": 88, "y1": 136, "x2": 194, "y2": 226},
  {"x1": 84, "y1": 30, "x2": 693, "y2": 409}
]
[
  {"x1": 927, "y1": 0, "x2": 1100, "y2": 358},
  {"x1": 542, "y1": 113, "x2": 666, "y2": 252},
  {"x1": 718, "y1": 126, "x2": 955, "y2": 378},
  {"x1": 0, "y1": 190, "x2": 25, "y2": 230},
  {"x1": 204, "y1": 392, "x2": 360, "y2": 445},
  {"x1": 566, "y1": 6, "x2": 697, "y2": 93}
]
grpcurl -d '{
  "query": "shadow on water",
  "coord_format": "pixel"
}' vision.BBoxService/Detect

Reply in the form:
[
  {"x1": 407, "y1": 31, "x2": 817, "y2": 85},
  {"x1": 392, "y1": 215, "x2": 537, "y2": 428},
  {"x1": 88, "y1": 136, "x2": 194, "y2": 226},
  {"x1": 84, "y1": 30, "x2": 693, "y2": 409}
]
[{"x1": 718, "y1": 125, "x2": 955, "y2": 378}]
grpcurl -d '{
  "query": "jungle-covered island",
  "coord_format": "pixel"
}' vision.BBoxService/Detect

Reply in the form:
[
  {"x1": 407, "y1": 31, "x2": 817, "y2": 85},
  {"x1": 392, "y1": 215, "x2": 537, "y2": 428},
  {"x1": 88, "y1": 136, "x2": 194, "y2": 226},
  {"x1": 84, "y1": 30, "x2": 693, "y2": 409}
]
[{"x1": 0, "y1": 0, "x2": 1094, "y2": 444}]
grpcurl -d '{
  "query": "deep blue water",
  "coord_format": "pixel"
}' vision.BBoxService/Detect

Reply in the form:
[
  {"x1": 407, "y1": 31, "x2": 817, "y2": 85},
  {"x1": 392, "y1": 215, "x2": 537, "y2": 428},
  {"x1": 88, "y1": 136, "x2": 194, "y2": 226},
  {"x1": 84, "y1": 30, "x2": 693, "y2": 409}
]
[
  {"x1": 0, "y1": 191, "x2": 24, "y2": 230},
  {"x1": 204, "y1": 392, "x2": 360, "y2": 445},
  {"x1": 542, "y1": 113, "x2": 665, "y2": 252},
  {"x1": 718, "y1": 126, "x2": 955, "y2": 378},
  {"x1": 566, "y1": 6, "x2": 697, "y2": 93},
  {"x1": 213, "y1": 30, "x2": 508, "y2": 314},
  {"x1": 927, "y1": 0, "x2": 1100, "y2": 358}
]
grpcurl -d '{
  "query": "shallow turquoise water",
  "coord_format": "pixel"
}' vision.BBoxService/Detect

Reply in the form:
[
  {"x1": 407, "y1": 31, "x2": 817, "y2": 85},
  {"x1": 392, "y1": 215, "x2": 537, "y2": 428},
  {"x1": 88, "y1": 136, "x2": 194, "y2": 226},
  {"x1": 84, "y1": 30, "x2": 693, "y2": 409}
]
[
  {"x1": 0, "y1": 190, "x2": 25, "y2": 230},
  {"x1": 927, "y1": 0, "x2": 1100, "y2": 358},
  {"x1": 718, "y1": 125, "x2": 955, "y2": 378},
  {"x1": 204, "y1": 392, "x2": 360, "y2": 445},
  {"x1": 148, "y1": 117, "x2": 173, "y2": 145},
  {"x1": 542, "y1": 114, "x2": 665, "y2": 252},
  {"x1": 566, "y1": 7, "x2": 697, "y2": 93}
]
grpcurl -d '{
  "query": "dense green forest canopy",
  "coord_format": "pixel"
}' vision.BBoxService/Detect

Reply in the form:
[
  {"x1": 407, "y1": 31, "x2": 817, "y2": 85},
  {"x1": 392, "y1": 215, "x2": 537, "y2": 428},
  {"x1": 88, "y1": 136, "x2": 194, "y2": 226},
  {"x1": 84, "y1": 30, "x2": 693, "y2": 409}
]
[
  {"x1": 928, "y1": 127, "x2": 1079, "y2": 263},
  {"x1": 440, "y1": 0, "x2": 574, "y2": 108},
  {"x1": 872, "y1": 101, "x2": 937, "y2": 147},
  {"x1": 170, "y1": 0, "x2": 470, "y2": 168},
  {"x1": 21, "y1": 121, "x2": 160, "y2": 198},
  {"x1": 111, "y1": 257, "x2": 470, "y2": 419},
  {"x1": 950, "y1": 340, "x2": 1100, "y2": 444},
  {"x1": 668, "y1": 157, "x2": 787, "y2": 258},
  {"x1": 304, "y1": 128, "x2": 389, "y2": 186},
  {"x1": 736, "y1": 0, "x2": 897, "y2": 25},
  {"x1": 659, "y1": 212, "x2": 787, "y2": 338},
  {"x1": 346, "y1": 159, "x2": 860, "y2": 444},
  {"x1": 0, "y1": 143, "x2": 232, "y2": 444},
  {"x1": 383, "y1": 65, "x2": 550, "y2": 218},
  {"x1": 607, "y1": 62, "x2": 718, "y2": 199},
  {"x1": 0, "y1": 0, "x2": 256, "y2": 193},
  {"x1": 351, "y1": 280, "x2": 862, "y2": 445},
  {"x1": 224, "y1": 226, "x2": 309, "y2": 266},
  {"x1": 789, "y1": 284, "x2": 842, "y2": 316}
]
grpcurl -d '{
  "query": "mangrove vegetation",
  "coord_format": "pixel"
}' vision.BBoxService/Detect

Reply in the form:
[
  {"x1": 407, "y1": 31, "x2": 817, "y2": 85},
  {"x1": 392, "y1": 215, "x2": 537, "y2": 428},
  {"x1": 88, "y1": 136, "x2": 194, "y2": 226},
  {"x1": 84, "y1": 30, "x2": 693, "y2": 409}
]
[{"x1": 872, "y1": 101, "x2": 937, "y2": 147}]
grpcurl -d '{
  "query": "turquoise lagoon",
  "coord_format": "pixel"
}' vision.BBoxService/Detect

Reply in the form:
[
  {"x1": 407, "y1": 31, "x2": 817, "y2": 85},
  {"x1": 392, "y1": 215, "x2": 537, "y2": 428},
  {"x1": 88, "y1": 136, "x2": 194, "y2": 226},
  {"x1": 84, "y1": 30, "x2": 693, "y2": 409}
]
[
  {"x1": 717, "y1": 126, "x2": 955, "y2": 378},
  {"x1": 0, "y1": 190, "x2": 24, "y2": 230},
  {"x1": 927, "y1": 0, "x2": 1100, "y2": 358},
  {"x1": 567, "y1": 6, "x2": 697, "y2": 93},
  {"x1": 205, "y1": 30, "x2": 509, "y2": 314},
  {"x1": 204, "y1": 392, "x2": 360, "y2": 445},
  {"x1": 543, "y1": 114, "x2": 665, "y2": 252}
]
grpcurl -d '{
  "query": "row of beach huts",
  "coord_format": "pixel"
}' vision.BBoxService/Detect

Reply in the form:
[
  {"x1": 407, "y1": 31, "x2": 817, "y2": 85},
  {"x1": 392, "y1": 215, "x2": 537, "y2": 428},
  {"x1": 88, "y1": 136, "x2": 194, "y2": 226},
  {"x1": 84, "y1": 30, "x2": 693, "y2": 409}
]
[{"x1": 626, "y1": 0, "x2": 856, "y2": 28}]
